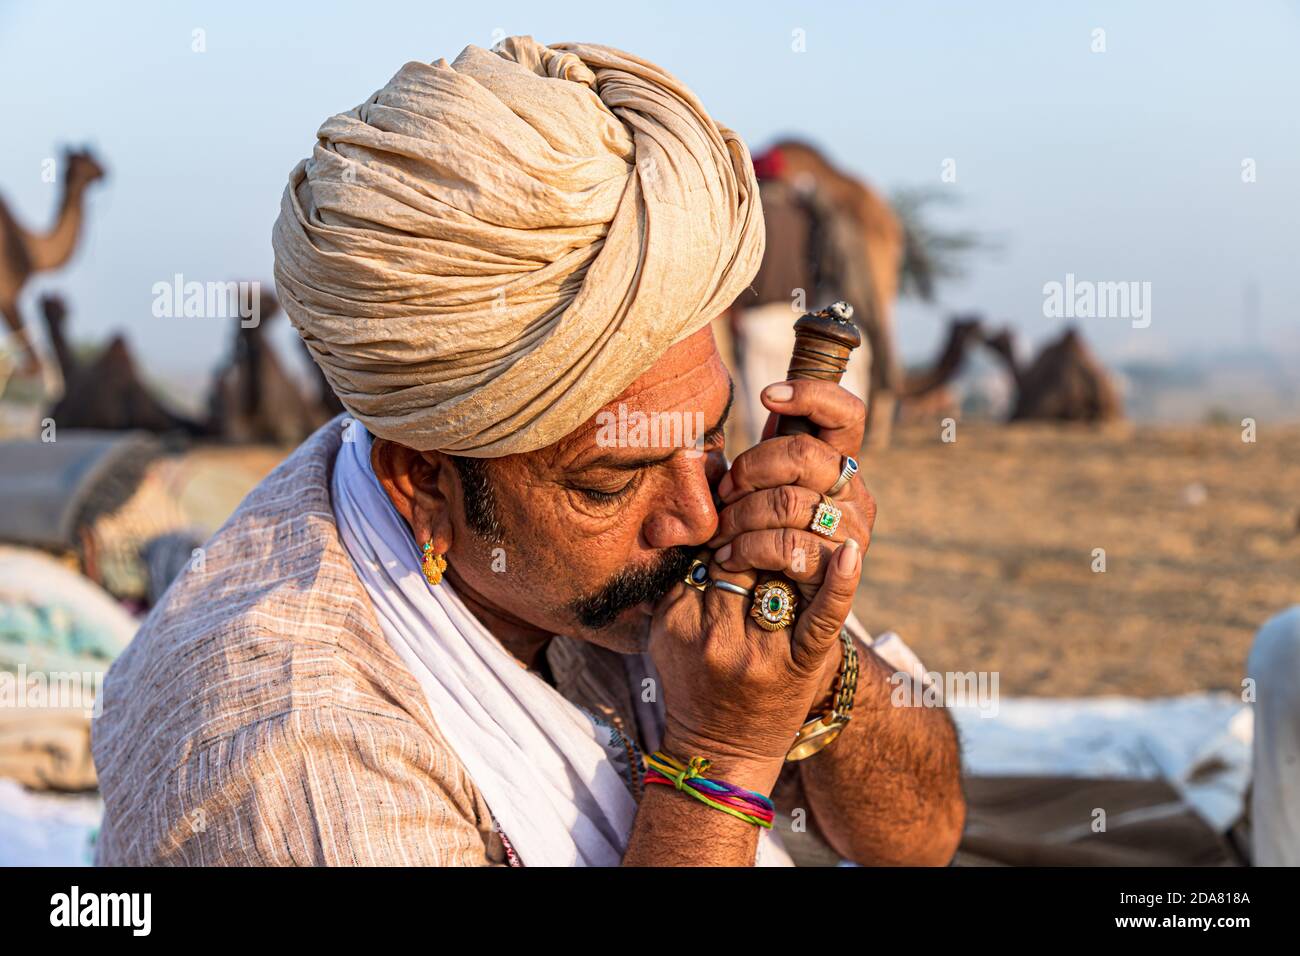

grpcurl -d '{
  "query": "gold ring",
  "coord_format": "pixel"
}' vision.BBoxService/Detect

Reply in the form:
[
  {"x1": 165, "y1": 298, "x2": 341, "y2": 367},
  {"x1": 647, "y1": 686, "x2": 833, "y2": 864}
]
[
  {"x1": 750, "y1": 579, "x2": 798, "y2": 631},
  {"x1": 810, "y1": 494, "x2": 843, "y2": 538},
  {"x1": 684, "y1": 556, "x2": 711, "y2": 592}
]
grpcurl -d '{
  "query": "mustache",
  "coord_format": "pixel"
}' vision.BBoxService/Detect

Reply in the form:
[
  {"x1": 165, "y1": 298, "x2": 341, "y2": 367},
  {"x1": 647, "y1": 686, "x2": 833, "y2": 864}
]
[{"x1": 568, "y1": 545, "x2": 697, "y2": 630}]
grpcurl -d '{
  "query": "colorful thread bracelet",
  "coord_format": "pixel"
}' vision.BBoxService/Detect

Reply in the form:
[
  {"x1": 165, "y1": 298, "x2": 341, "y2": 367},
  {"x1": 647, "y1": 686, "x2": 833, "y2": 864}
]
[{"x1": 643, "y1": 751, "x2": 775, "y2": 829}]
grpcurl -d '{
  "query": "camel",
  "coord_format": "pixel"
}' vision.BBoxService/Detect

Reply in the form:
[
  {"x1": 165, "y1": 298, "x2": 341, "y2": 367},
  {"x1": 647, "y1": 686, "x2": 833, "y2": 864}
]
[
  {"x1": 983, "y1": 325, "x2": 1123, "y2": 423},
  {"x1": 40, "y1": 288, "x2": 339, "y2": 442},
  {"x1": 896, "y1": 316, "x2": 985, "y2": 426},
  {"x1": 303, "y1": 339, "x2": 347, "y2": 419},
  {"x1": 206, "y1": 288, "x2": 338, "y2": 444},
  {"x1": 0, "y1": 148, "x2": 106, "y2": 375},
  {"x1": 726, "y1": 175, "x2": 860, "y2": 446},
  {"x1": 41, "y1": 294, "x2": 209, "y2": 435},
  {"x1": 757, "y1": 140, "x2": 905, "y2": 448},
  {"x1": 39, "y1": 293, "x2": 78, "y2": 388},
  {"x1": 901, "y1": 316, "x2": 985, "y2": 400}
]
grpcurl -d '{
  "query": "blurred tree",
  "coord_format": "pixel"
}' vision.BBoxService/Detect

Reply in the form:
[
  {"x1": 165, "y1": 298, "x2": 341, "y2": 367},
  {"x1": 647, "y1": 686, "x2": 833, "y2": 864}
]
[{"x1": 890, "y1": 187, "x2": 993, "y2": 302}]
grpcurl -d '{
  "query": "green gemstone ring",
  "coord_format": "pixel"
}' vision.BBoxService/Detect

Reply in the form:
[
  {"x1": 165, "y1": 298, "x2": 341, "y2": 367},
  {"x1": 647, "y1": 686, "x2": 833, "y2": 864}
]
[
  {"x1": 810, "y1": 495, "x2": 842, "y2": 538},
  {"x1": 750, "y1": 579, "x2": 798, "y2": 632}
]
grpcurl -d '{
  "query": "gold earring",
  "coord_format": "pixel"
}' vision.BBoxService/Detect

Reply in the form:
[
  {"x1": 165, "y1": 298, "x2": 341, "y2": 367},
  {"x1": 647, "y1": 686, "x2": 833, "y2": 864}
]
[{"x1": 421, "y1": 541, "x2": 447, "y2": 586}]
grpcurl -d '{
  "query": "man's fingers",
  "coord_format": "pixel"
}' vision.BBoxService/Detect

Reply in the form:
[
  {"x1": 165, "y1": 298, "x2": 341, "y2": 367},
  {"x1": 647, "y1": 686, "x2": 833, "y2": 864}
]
[
  {"x1": 758, "y1": 379, "x2": 865, "y2": 456},
  {"x1": 713, "y1": 528, "x2": 837, "y2": 586},
  {"x1": 718, "y1": 433, "x2": 842, "y2": 504},
  {"x1": 708, "y1": 485, "x2": 851, "y2": 548},
  {"x1": 699, "y1": 555, "x2": 758, "y2": 645},
  {"x1": 791, "y1": 539, "x2": 862, "y2": 674},
  {"x1": 655, "y1": 581, "x2": 704, "y2": 648}
]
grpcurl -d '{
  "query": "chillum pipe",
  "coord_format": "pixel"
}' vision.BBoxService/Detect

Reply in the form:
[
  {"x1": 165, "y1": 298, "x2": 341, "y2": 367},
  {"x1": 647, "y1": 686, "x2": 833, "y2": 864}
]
[
  {"x1": 695, "y1": 302, "x2": 862, "y2": 595},
  {"x1": 772, "y1": 301, "x2": 861, "y2": 437}
]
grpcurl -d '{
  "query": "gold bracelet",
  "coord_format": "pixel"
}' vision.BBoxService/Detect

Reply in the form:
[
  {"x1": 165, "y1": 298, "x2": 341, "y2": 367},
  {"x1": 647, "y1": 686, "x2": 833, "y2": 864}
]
[{"x1": 786, "y1": 629, "x2": 858, "y2": 762}]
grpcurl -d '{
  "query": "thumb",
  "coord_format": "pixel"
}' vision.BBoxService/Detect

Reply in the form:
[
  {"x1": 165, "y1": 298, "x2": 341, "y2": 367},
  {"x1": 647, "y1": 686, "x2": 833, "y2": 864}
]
[{"x1": 791, "y1": 538, "x2": 861, "y2": 673}]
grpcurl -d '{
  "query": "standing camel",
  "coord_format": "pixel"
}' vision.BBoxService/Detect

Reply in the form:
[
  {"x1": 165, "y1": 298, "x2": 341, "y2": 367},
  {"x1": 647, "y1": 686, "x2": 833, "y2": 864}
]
[
  {"x1": 0, "y1": 148, "x2": 106, "y2": 375},
  {"x1": 760, "y1": 140, "x2": 905, "y2": 448},
  {"x1": 725, "y1": 175, "x2": 876, "y2": 448}
]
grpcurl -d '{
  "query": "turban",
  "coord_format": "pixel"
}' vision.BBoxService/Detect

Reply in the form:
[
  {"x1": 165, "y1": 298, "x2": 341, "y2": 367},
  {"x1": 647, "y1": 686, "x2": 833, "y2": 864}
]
[{"x1": 273, "y1": 36, "x2": 764, "y2": 457}]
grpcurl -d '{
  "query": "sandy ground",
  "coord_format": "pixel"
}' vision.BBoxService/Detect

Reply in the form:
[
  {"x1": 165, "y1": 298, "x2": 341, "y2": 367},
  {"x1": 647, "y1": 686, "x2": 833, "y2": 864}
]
[{"x1": 852, "y1": 421, "x2": 1300, "y2": 697}]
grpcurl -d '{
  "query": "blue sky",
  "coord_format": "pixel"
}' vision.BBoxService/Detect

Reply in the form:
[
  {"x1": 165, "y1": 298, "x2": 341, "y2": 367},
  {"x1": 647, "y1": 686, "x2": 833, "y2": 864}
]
[{"x1": 1, "y1": 0, "x2": 1297, "y2": 380}]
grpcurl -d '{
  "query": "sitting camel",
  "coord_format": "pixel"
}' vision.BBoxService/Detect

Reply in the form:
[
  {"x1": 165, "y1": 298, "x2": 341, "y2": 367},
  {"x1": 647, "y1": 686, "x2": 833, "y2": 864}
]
[
  {"x1": 205, "y1": 288, "x2": 341, "y2": 445},
  {"x1": 983, "y1": 325, "x2": 1123, "y2": 423},
  {"x1": 896, "y1": 316, "x2": 985, "y2": 425},
  {"x1": 41, "y1": 294, "x2": 209, "y2": 436},
  {"x1": 0, "y1": 148, "x2": 106, "y2": 375}
]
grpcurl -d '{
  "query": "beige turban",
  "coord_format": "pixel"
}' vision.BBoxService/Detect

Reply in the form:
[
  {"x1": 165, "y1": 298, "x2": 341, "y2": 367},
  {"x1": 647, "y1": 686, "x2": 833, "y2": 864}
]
[{"x1": 272, "y1": 36, "x2": 764, "y2": 457}]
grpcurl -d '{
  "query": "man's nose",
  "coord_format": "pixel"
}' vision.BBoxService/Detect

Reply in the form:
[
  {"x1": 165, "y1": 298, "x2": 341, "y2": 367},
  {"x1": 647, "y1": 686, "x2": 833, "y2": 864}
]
[{"x1": 642, "y1": 457, "x2": 719, "y2": 549}]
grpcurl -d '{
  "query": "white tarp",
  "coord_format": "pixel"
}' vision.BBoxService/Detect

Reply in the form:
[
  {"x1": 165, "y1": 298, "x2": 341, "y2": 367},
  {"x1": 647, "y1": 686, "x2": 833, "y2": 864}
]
[
  {"x1": 0, "y1": 778, "x2": 100, "y2": 866},
  {"x1": 951, "y1": 692, "x2": 1253, "y2": 833}
]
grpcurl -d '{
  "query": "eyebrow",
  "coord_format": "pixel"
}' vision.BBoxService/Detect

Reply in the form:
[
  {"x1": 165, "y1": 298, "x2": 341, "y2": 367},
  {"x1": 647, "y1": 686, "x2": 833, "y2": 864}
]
[{"x1": 577, "y1": 378, "x2": 734, "y2": 472}]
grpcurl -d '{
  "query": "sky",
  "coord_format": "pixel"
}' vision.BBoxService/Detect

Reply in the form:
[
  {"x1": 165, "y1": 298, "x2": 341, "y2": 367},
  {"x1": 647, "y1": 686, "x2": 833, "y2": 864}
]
[{"x1": 1, "y1": 0, "x2": 1298, "y2": 382}]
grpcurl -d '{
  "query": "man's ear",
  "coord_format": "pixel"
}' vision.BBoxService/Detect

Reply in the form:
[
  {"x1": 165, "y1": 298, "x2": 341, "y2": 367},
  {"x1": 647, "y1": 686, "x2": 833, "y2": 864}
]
[{"x1": 369, "y1": 438, "x2": 455, "y2": 554}]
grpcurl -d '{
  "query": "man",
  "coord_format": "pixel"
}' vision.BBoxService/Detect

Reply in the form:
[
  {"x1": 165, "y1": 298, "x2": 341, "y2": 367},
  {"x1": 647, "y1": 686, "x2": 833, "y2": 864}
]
[
  {"x1": 1248, "y1": 606, "x2": 1300, "y2": 865},
  {"x1": 92, "y1": 37, "x2": 963, "y2": 866}
]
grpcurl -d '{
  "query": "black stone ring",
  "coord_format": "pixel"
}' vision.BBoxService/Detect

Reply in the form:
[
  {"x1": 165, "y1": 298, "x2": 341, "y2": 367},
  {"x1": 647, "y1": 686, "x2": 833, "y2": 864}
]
[{"x1": 684, "y1": 556, "x2": 711, "y2": 592}]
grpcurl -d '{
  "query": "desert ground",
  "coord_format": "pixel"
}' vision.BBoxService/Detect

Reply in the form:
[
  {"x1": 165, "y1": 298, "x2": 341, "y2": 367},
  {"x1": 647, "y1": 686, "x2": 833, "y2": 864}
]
[{"x1": 852, "y1": 421, "x2": 1300, "y2": 697}]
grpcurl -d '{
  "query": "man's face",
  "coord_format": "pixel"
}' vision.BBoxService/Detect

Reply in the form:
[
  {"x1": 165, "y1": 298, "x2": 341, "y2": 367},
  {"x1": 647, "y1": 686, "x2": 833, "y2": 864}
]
[{"x1": 443, "y1": 326, "x2": 731, "y2": 654}]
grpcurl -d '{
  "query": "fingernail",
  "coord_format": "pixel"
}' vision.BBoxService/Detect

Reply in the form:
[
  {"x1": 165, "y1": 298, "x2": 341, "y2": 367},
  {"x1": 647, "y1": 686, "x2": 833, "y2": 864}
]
[
  {"x1": 717, "y1": 472, "x2": 734, "y2": 499},
  {"x1": 837, "y1": 538, "x2": 860, "y2": 574},
  {"x1": 714, "y1": 543, "x2": 732, "y2": 563},
  {"x1": 764, "y1": 383, "x2": 794, "y2": 403}
]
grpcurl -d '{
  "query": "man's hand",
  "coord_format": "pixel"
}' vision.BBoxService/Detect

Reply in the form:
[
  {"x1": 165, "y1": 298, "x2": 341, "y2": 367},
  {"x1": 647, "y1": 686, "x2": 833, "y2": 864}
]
[
  {"x1": 625, "y1": 376, "x2": 926, "y2": 868},
  {"x1": 708, "y1": 379, "x2": 875, "y2": 603},
  {"x1": 686, "y1": 380, "x2": 965, "y2": 866},
  {"x1": 707, "y1": 379, "x2": 874, "y2": 695},
  {"x1": 625, "y1": 525, "x2": 861, "y2": 867},
  {"x1": 649, "y1": 376, "x2": 873, "y2": 788},
  {"x1": 648, "y1": 533, "x2": 863, "y2": 797}
]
